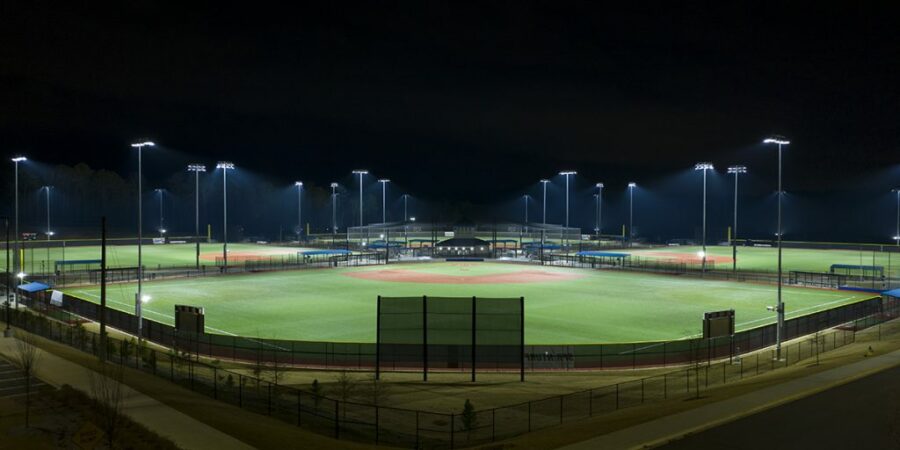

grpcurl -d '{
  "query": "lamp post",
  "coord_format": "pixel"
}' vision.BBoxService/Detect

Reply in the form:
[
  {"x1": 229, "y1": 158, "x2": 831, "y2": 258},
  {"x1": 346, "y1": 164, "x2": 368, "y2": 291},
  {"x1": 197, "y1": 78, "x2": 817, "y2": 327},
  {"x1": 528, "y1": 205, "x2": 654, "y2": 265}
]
[
  {"x1": 378, "y1": 179, "x2": 390, "y2": 223},
  {"x1": 187, "y1": 164, "x2": 206, "y2": 268},
  {"x1": 331, "y1": 183, "x2": 339, "y2": 234},
  {"x1": 764, "y1": 136, "x2": 790, "y2": 360},
  {"x1": 628, "y1": 182, "x2": 636, "y2": 247},
  {"x1": 595, "y1": 183, "x2": 604, "y2": 238},
  {"x1": 294, "y1": 181, "x2": 303, "y2": 240},
  {"x1": 130, "y1": 141, "x2": 154, "y2": 343},
  {"x1": 11, "y1": 157, "x2": 26, "y2": 288},
  {"x1": 217, "y1": 162, "x2": 235, "y2": 272},
  {"x1": 353, "y1": 170, "x2": 368, "y2": 226},
  {"x1": 559, "y1": 171, "x2": 576, "y2": 228},
  {"x1": 402, "y1": 194, "x2": 410, "y2": 222},
  {"x1": 728, "y1": 166, "x2": 747, "y2": 271},
  {"x1": 892, "y1": 188, "x2": 900, "y2": 246},
  {"x1": 540, "y1": 179, "x2": 549, "y2": 225},
  {"x1": 155, "y1": 189, "x2": 165, "y2": 237},
  {"x1": 694, "y1": 163, "x2": 714, "y2": 273},
  {"x1": 4, "y1": 216, "x2": 10, "y2": 337}
]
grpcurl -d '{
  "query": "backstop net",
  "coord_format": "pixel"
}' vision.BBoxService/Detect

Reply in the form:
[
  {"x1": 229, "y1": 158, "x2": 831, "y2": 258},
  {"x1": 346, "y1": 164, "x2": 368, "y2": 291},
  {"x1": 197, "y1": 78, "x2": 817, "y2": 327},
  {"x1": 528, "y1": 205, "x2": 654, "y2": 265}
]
[{"x1": 376, "y1": 296, "x2": 524, "y2": 381}]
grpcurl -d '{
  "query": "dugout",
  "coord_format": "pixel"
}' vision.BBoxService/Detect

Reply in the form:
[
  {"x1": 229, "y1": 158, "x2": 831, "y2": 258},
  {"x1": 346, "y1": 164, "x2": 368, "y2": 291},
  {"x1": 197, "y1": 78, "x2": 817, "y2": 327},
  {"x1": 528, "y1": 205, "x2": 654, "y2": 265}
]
[{"x1": 434, "y1": 237, "x2": 492, "y2": 258}]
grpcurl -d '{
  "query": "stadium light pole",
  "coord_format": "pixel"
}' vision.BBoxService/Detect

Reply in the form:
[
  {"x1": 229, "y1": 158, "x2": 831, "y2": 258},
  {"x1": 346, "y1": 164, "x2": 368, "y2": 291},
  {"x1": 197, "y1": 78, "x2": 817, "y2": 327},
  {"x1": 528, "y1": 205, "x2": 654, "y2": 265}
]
[
  {"x1": 155, "y1": 188, "x2": 165, "y2": 237},
  {"x1": 353, "y1": 170, "x2": 368, "y2": 226},
  {"x1": 728, "y1": 166, "x2": 747, "y2": 271},
  {"x1": 217, "y1": 162, "x2": 235, "y2": 272},
  {"x1": 540, "y1": 179, "x2": 549, "y2": 225},
  {"x1": 402, "y1": 194, "x2": 410, "y2": 222},
  {"x1": 628, "y1": 182, "x2": 636, "y2": 247},
  {"x1": 11, "y1": 157, "x2": 25, "y2": 305},
  {"x1": 764, "y1": 136, "x2": 790, "y2": 360},
  {"x1": 294, "y1": 181, "x2": 304, "y2": 240},
  {"x1": 187, "y1": 164, "x2": 206, "y2": 269},
  {"x1": 694, "y1": 163, "x2": 714, "y2": 273},
  {"x1": 41, "y1": 186, "x2": 53, "y2": 240},
  {"x1": 331, "y1": 183, "x2": 339, "y2": 234},
  {"x1": 522, "y1": 195, "x2": 530, "y2": 225},
  {"x1": 559, "y1": 171, "x2": 576, "y2": 228},
  {"x1": 130, "y1": 140, "x2": 154, "y2": 345},
  {"x1": 893, "y1": 188, "x2": 900, "y2": 246},
  {"x1": 378, "y1": 179, "x2": 390, "y2": 223},
  {"x1": 596, "y1": 183, "x2": 604, "y2": 238}
]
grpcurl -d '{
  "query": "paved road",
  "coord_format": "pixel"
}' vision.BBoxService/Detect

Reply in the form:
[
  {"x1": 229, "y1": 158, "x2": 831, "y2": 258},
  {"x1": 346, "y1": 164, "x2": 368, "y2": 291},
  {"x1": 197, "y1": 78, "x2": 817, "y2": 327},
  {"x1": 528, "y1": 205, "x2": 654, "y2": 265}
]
[{"x1": 661, "y1": 363, "x2": 900, "y2": 450}]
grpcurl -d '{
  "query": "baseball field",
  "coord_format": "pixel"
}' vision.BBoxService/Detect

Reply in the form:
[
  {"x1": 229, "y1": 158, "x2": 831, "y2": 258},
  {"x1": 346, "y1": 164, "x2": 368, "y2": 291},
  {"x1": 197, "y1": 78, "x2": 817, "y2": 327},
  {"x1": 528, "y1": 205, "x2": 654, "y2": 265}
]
[{"x1": 67, "y1": 259, "x2": 873, "y2": 344}]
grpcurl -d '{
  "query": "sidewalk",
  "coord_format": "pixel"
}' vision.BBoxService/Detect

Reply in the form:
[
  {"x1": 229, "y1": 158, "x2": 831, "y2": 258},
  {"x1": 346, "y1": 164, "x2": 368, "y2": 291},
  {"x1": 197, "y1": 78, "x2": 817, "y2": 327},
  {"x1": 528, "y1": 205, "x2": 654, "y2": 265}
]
[
  {"x1": 0, "y1": 335, "x2": 256, "y2": 450},
  {"x1": 561, "y1": 348, "x2": 900, "y2": 450}
]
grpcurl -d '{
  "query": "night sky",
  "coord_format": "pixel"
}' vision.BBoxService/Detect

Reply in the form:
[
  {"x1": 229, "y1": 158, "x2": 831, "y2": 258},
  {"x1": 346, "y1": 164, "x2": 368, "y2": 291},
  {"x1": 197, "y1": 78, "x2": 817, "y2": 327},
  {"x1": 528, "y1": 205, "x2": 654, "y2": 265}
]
[{"x1": 1, "y1": 2, "x2": 898, "y2": 241}]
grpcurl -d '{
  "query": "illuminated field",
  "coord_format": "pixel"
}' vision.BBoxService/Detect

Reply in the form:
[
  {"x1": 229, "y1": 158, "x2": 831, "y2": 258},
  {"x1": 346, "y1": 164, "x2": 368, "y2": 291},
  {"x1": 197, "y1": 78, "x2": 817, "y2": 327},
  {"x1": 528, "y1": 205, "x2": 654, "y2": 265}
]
[{"x1": 68, "y1": 261, "x2": 872, "y2": 344}]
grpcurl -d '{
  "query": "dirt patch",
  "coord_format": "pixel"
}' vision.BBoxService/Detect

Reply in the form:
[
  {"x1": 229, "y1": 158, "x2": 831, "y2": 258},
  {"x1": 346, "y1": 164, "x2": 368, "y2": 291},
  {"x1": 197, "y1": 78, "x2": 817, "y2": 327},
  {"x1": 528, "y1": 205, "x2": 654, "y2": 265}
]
[
  {"x1": 345, "y1": 268, "x2": 584, "y2": 284},
  {"x1": 639, "y1": 251, "x2": 734, "y2": 264}
]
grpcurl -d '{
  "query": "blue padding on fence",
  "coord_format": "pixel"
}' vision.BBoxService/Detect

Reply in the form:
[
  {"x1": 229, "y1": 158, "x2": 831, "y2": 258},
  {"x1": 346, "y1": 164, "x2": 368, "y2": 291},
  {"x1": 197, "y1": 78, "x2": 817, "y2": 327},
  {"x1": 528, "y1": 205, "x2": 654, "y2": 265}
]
[
  {"x1": 301, "y1": 249, "x2": 351, "y2": 256},
  {"x1": 837, "y1": 286, "x2": 884, "y2": 293},
  {"x1": 830, "y1": 264, "x2": 883, "y2": 271},
  {"x1": 17, "y1": 282, "x2": 51, "y2": 292},
  {"x1": 55, "y1": 259, "x2": 102, "y2": 266},
  {"x1": 446, "y1": 257, "x2": 484, "y2": 262},
  {"x1": 883, "y1": 288, "x2": 900, "y2": 298},
  {"x1": 576, "y1": 251, "x2": 631, "y2": 258}
]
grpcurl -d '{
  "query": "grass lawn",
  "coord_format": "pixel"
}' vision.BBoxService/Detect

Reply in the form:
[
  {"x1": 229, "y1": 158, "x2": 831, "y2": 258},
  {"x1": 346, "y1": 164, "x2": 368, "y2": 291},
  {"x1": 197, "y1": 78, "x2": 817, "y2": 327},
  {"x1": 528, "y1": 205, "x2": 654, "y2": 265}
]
[
  {"x1": 67, "y1": 261, "x2": 873, "y2": 344},
  {"x1": 9, "y1": 242, "x2": 311, "y2": 273},
  {"x1": 628, "y1": 245, "x2": 900, "y2": 277}
]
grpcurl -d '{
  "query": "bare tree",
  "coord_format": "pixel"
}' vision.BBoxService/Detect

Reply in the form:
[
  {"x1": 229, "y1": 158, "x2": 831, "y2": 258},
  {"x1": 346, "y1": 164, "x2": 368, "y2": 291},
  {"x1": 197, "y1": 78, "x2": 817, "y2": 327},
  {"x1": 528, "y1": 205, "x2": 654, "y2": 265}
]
[
  {"x1": 331, "y1": 371, "x2": 358, "y2": 419},
  {"x1": 12, "y1": 331, "x2": 41, "y2": 427},
  {"x1": 89, "y1": 362, "x2": 125, "y2": 448},
  {"x1": 365, "y1": 373, "x2": 392, "y2": 407}
]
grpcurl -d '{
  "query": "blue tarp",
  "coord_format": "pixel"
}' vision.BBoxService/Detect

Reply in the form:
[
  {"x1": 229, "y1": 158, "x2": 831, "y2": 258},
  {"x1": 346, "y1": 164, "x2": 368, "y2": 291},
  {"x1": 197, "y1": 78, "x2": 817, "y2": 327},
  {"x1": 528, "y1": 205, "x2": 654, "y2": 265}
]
[
  {"x1": 576, "y1": 251, "x2": 631, "y2": 258},
  {"x1": 883, "y1": 288, "x2": 900, "y2": 298},
  {"x1": 301, "y1": 249, "x2": 351, "y2": 256},
  {"x1": 17, "y1": 282, "x2": 51, "y2": 292}
]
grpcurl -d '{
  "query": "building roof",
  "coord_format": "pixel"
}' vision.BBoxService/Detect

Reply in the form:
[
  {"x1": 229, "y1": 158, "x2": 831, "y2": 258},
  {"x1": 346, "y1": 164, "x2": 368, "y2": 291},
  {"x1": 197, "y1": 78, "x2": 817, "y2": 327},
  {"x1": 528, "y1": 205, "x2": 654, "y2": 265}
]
[{"x1": 435, "y1": 237, "x2": 490, "y2": 247}]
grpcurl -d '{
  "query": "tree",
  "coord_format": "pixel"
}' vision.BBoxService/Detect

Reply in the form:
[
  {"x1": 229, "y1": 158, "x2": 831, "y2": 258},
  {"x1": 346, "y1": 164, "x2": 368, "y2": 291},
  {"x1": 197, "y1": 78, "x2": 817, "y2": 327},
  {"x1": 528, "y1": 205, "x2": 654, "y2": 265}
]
[
  {"x1": 12, "y1": 331, "x2": 42, "y2": 427},
  {"x1": 365, "y1": 373, "x2": 392, "y2": 407},
  {"x1": 89, "y1": 362, "x2": 125, "y2": 448},
  {"x1": 331, "y1": 371, "x2": 358, "y2": 418},
  {"x1": 461, "y1": 399, "x2": 477, "y2": 441}
]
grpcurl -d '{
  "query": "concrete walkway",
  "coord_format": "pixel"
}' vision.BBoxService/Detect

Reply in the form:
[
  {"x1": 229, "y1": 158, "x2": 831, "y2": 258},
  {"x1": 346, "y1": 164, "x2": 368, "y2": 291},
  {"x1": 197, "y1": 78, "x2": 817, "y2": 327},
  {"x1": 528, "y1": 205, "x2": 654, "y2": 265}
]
[
  {"x1": 0, "y1": 335, "x2": 256, "y2": 450},
  {"x1": 561, "y1": 348, "x2": 900, "y2": 450}
]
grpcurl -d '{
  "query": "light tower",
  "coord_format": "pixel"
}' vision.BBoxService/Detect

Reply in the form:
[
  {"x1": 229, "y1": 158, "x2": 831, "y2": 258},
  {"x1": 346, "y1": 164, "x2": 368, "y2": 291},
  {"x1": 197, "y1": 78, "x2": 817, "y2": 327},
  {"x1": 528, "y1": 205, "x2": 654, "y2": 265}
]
[
  {"x1": 595, "y1": 183, "x2": 604, "y2": 237},
  {"x1": 378, "y1": 179, "x2": 390, "y2": 223},
  {"x1": 130, "y1": 140, "x2": 154, "y2": 344},
  {"x1": 764, "y1": 135, "x2": 790, "y2": 360},
  {"x1": 694, "y1": 163, "x2": 714, "y2": 273},
  {"x1": 353, "y1": 170, "x2": 368, "y2": 226},
  {"x1": 893, "y1": 188, "x2": 900, "y2": 247},
  {"x1": 154, "y1": 188, "x2": 165, "y2": 237},
  {"x1": 216, "y1": 161, "x2": 235, "y2": 272},
  {"x1": 728, "y1": 165, "x2": 747, "y2": 271},
  {"x1": 330, "y1": 183, "x2": 339, "y2": 234},
  {"x1": 294, "y1": 181, "x2": 304, "y2": 240},
  {"x1": 559, "y1": 171, "x2": 577, "y2": 228},
  {"x1": 522, "y1": 194, "x2": 530, "y2": 225},
  {"x1": 402, "y1": 194, "x2": 410, "y2": 222},
  {"x1": 628, "y1": 182, "x2": 636, "y2": 247},
  {"x1": 540, "y1": 179, "x2": 549, "y2": 225},
  {"x1": 187, "y1": 164, "x2": 206, "y2": 268}
]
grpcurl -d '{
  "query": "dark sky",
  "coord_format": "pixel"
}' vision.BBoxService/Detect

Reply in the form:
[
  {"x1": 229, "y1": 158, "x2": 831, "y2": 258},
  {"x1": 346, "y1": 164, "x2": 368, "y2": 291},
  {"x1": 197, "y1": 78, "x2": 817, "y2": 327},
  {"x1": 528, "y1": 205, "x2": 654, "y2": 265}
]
[{"x1": 1, "y1": 2, "x2": 898, "y2": 237}]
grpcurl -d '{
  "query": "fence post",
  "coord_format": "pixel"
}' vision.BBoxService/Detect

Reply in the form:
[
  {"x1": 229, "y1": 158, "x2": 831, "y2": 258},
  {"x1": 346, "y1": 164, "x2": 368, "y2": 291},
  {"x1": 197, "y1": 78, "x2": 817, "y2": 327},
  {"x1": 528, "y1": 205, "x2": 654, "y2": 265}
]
[
  {"x1": 298, "y1": 390, "x2": 302, "y2": 426},
  {"x1": 664, "y1": 374, "x2": 668, "y2": 398},
  {"x1": 415, "y1": 411, "x2": 420, "y2": 448},
  {"x1": 559, "y1": 395, "x2": 564, "y2": 424},
  {"x1": 170, "y1": 353, "x2": 174, "y2": 380},
  {"x1": 450, "y1": 413, "x2": 455, "y2": 449},
  {"x1": 615, "y1": 383, "x2": 619, "y2": 409},
  {"x1": 239, "y1": 374, "x2": 243, "y2": 407},
  {"x1": 335, "y1": 400, "x2": 340, "y2": 439},
  {"x1": 588, "y1": 388, "x2": 594, "y2": 416},
  {"x1": 267, "y1": 382, "x2": 272, "y2": 415},
  {"x1": 375, "y1": 405, "x2": 380, "y2": 445},
  {"x1": 641, "y1": 378, "x2": 645, "y2": 403},
  {"x1": 213, "y1": 366, "x2": 218, "y2": 399},
  {"x1": 528, "y1": 402, "x2": 532, "y2": 431}
]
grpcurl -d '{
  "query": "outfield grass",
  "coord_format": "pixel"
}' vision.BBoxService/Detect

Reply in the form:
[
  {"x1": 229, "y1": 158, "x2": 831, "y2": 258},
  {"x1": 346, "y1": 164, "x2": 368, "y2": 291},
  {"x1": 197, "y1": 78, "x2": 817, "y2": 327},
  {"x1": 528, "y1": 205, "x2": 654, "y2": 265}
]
[
  {"x1": 628, "y1": 245, "x2": 900, "y2": 277},
  {"x1": 68, "y1": 261, "x2": 873, "y2": 344},
  {"x1": 7, "y1": 242, "x2": 310, "y2": 273}
]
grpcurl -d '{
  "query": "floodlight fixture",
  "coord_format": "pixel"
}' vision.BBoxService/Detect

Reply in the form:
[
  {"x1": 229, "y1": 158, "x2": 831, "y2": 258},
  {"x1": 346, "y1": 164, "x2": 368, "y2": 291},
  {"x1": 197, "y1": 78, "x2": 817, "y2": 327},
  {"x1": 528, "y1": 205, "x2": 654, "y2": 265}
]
[
  {"x1": 187, "y1": 164, "x2": 206, "y2": 172},
  {"x1": 330, "y1": 182, "x2": 339, "y2": 188},
  {"x1": 559, "y1": 171, "x2": 577, "y2": 176},
  {"x1": 16, "y1": 272, "x2": 26, "y2": 279},
  {"x1": 295, "y1": 181, "x2": 303, "y2": 187},
  {"x1": 628, "y1": 182, "x2": 637, "y2": 188},
  {"x1": 727, "y1": 165, "x2": 747, "y2": 174},
  {"x1": 763, "y1": 136, "x2": 790, "y2": 145},
  {"x1": 353, "y1": 169, "x2": 368, "y2": 175},
  {"x1": 694, "y1": 162, "x2": 714, "y2": 171},
  {"x1": 216, "y1": 161, "x2": 235, "y2": 170},
  {"x1": 11, "y1": 156, "x2": 26, "y2": 162},
  {"x1": 130, "y1": 141, "x2": 155, "y2": 148},
  {"x1": 596, "y1": 183, "x2": 604, "y2": 188}
]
